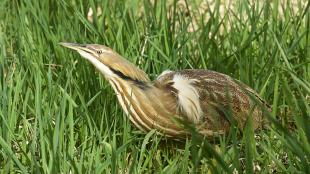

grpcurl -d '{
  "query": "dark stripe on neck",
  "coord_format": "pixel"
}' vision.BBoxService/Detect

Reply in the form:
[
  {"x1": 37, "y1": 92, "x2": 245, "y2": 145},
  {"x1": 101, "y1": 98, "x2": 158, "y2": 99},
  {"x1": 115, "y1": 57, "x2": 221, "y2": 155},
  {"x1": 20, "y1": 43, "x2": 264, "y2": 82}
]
[{"x1": 109, "y1": 68, "x2": 149, "y2": 89}]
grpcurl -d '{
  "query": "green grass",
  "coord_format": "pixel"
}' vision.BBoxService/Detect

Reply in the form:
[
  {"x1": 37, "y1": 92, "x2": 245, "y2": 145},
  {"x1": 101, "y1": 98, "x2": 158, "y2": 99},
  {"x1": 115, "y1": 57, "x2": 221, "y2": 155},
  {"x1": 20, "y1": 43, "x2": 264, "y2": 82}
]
[{"x1": 1, "y1": 0, "x2": 309, "y2": 173}]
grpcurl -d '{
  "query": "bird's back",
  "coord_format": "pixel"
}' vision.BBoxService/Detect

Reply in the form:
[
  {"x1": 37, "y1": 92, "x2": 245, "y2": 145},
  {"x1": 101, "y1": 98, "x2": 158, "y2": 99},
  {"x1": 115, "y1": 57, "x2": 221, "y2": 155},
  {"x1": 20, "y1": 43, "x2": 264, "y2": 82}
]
[{"x1": 154, "y1": 69, "x2": 270, "y2": 136}]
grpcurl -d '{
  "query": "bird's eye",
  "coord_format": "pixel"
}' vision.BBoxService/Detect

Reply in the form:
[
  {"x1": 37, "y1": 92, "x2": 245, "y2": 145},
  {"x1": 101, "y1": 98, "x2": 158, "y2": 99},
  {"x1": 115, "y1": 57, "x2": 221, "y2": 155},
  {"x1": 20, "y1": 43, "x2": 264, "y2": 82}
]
[{"x1": 97, "y1": 50, "x2": 102, "y2": 54}]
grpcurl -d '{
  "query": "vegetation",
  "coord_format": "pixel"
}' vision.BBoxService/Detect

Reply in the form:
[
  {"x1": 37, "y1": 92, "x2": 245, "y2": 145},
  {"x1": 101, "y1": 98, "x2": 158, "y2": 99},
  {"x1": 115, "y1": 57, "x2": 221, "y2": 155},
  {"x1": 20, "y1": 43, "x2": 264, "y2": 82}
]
[{"x1": 0, "y1": 0, "x2": 309, "y2": 173}]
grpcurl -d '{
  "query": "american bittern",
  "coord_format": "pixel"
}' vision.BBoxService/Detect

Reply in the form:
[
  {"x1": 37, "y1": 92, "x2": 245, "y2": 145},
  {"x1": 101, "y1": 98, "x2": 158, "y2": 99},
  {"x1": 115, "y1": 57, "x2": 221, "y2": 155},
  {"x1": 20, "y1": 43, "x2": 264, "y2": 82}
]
[{"x1": 60, "y1": 43, "x2": 270, "y2": 138}]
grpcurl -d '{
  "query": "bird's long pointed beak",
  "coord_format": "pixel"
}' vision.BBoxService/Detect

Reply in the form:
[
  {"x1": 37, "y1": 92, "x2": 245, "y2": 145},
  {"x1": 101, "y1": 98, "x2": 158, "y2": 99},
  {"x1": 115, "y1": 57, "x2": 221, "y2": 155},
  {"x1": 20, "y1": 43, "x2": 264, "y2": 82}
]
[
  {"x1": 59, "y1": 42, "x2": 87, "y2": 51},
  {"x1": 60, "y1": 42, "x2": 100, "y2": 63}
]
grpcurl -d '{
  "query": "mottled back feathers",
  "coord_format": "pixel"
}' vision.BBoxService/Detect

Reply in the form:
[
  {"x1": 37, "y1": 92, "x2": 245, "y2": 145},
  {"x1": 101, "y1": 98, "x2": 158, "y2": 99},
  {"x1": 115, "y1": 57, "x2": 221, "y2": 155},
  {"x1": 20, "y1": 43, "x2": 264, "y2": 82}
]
[{"x1": 154, "y1": 69, "x2": 270, "y2": 134}]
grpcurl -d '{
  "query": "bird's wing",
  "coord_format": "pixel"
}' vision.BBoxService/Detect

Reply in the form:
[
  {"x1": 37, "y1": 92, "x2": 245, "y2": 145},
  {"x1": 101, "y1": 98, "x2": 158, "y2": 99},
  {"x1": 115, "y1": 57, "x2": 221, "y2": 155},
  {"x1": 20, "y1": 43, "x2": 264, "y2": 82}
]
[{"x1": 154, "y1": 69, "x2": 268, "y2": 134}]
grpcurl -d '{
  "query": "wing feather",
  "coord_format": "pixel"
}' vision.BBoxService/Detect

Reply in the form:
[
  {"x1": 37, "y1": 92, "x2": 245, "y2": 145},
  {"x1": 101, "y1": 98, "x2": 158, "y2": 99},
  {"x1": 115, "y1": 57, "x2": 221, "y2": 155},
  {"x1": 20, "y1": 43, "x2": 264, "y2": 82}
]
[{"x1": 154, "y1": 69, "x2": 269, "y2": 134}]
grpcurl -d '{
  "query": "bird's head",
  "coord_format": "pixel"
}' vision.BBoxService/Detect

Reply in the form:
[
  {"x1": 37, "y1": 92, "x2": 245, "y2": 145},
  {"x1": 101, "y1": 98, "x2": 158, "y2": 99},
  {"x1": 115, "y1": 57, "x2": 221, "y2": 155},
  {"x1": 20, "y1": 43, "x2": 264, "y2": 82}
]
[{"x1": 60, "y1": 42, "x2": 149, "y2": 83}]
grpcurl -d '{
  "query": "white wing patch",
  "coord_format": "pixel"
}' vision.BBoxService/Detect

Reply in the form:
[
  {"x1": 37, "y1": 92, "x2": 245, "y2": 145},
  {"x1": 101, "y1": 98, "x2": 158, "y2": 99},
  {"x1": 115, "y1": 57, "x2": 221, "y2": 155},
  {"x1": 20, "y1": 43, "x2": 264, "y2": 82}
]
[
  {"x1": 157, "y1": 70, "x2": 173, "y2": 81},
  {"x1": 172, "y1": 74, "x2": 203, "y2": 124}
]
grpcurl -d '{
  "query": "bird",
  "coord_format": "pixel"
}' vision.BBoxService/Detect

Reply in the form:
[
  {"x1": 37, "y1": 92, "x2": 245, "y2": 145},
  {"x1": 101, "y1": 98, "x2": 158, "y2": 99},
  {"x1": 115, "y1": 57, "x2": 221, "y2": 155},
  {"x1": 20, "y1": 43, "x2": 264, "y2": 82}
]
[{"x1": 60, "y1": 42, "x2": 270, "y2": 139}]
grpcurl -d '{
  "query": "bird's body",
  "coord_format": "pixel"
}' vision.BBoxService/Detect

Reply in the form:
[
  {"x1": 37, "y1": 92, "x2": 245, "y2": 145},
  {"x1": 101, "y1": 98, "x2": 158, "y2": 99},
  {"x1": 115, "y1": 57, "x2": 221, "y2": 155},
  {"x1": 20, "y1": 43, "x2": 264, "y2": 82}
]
[{"x1": 61, "y1": 43, "x2": 269, "y2": 138}]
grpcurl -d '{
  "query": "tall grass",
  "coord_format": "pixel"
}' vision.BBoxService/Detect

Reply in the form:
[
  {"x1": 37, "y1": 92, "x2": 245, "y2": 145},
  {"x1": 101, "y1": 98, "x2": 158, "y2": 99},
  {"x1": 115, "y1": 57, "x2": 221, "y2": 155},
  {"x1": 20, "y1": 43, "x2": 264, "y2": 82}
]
[{"x1": 0, "y1": 0, "x2": 309, "y2": 173}]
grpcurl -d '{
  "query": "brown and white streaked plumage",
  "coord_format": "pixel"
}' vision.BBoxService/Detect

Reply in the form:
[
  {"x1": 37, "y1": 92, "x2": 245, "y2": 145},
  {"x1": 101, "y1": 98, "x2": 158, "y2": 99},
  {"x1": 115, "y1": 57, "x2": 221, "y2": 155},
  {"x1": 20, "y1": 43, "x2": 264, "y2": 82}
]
[{"x1": 60, "y1": 43, "x2": 270, "y2": 138}]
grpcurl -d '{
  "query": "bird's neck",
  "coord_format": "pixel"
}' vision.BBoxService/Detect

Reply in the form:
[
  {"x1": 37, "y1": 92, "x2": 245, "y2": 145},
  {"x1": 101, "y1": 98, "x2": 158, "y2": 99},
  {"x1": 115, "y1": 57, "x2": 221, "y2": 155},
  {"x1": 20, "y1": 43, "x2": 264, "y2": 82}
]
[
  {"x1": 100, "y1": 53, "x2": 150, "y2": 83},
  {"x1": 107, "y1": 78, "x2": 185, "y2": 136}
]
